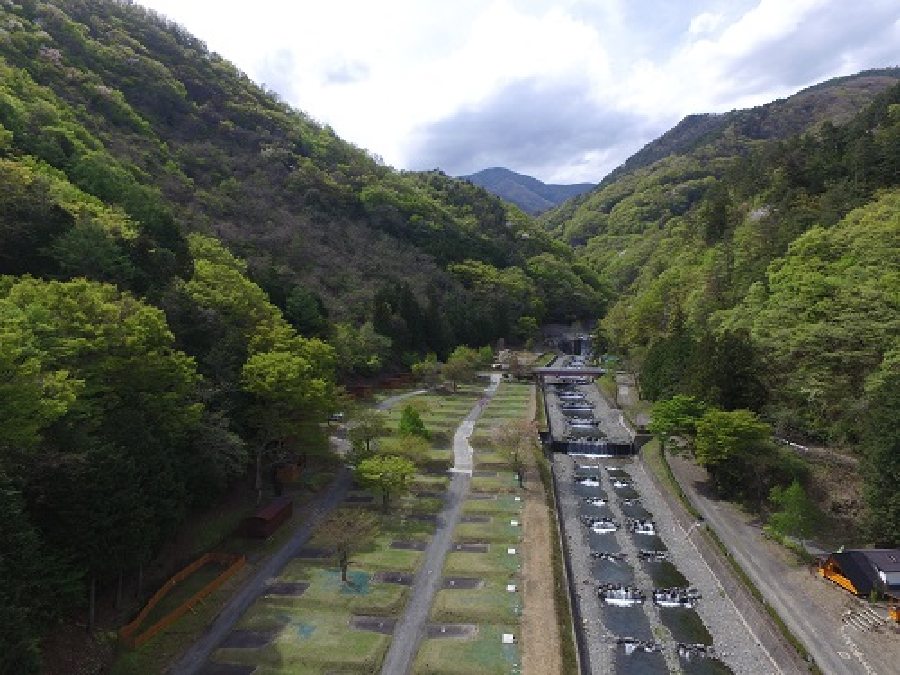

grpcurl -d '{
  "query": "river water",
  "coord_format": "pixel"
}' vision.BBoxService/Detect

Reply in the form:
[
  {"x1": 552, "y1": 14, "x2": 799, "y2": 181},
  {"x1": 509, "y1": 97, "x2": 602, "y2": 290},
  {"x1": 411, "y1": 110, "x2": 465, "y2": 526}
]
[{"x1": 548, "y1": 370, "x2": 735, "y2": 674}]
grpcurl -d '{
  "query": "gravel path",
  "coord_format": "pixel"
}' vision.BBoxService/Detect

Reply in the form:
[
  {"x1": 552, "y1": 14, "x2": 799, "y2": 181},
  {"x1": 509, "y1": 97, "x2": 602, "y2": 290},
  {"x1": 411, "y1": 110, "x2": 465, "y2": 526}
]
[
  {"x1": 376, "y1": 389, "x2": 430, "y2": 411},
  {"x1": 379, "y1": 374, "x2": 501, "y2": 675}
]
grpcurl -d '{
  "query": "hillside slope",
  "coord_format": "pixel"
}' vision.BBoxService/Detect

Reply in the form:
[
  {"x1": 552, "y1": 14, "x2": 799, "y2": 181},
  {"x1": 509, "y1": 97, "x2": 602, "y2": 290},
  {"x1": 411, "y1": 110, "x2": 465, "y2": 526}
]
[
  {"x1": 463, "y1": 166, "x2": 594, "y2": 214},
  {"x1": 0, "y1": 2, "x2": 604, "y2": 669},
  {"x1": 545, "y1": 68, "x2": 900, "y2": 245},
  {"x1": 0, "y1": 0, "x2": 603, "y2": 355},
  {"x1": 547, "y1": 72, "x2": 900, "y2": 545}
]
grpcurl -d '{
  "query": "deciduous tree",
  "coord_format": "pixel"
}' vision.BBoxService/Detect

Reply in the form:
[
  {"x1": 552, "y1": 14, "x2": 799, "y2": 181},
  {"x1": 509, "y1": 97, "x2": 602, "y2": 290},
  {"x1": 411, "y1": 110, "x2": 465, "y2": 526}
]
[
  {"x1": 648, "y1": 395, "x2": 708, "y2": 451},
  {"x1": 348, "y1": 409, "x2": 388, "y2": 460},
  {"x1": 315, "y1": 508, "x2": 379, "y2": 583},
  {"x1": 355, "y1": 455, "x2": 416, "y2": 513},
  {"x1": 493, "y1": 420, "x2": 536, "y2": 488}
]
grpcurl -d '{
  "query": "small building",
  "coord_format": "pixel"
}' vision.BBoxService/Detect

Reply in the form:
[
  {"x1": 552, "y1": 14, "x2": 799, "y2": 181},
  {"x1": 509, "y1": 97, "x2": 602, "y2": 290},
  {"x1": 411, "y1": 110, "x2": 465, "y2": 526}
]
[
  {"x1": 819, "y1": 548, "x2": 900, "y2": 597},
  {"x1": 243, "y1": 496, "x2": 293, "y2": 538}
]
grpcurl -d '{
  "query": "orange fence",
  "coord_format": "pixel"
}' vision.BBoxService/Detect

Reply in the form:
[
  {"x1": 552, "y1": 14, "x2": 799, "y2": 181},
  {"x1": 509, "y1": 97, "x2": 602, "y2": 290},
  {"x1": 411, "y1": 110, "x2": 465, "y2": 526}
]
[{"x1": 119, "y1": 552, "x2": 245, "y2": 649}]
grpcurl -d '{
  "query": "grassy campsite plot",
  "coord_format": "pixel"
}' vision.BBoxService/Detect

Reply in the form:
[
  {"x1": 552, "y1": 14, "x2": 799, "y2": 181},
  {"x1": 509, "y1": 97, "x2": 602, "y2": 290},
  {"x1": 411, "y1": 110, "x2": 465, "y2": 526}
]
[
  {"x1": 462, "y1": 494, "x2": 523, "y2": 516},
  {"x1": 411, "y1": 379, "x2": 531, "y2": 675},
  {"x1": 217, "y1": 604, "x2": 390, "y2": 674},
  {"x1": 207, "y1": 383, "x2": 493, "y2": 674},
  {"x1": 412, "y1": 623, "x2": 521, "y2": 675},
  {"x1": 454, "y1": 518, "x2": 522, "y2": 544},
  {"x1": 431, "y1": 576, "x2": 521, "y2": 624},
  {"x1": 471, "y1": 473, "x2": 520, "y2": 493}
]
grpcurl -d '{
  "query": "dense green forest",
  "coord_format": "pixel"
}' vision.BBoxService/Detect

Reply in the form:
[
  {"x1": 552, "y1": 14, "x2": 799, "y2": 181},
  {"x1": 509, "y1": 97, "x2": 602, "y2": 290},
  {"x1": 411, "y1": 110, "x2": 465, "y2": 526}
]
[
  {"x1": 550, "y1": 72, "x2": 899, "y2": 546},
  {"x1": 0, "y1": 1, "x2": 607, "y2": 670}
]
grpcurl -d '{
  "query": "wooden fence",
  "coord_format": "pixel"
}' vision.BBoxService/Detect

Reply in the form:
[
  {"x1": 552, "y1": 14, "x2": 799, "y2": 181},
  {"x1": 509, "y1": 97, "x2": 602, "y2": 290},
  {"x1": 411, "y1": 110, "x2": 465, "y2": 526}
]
[{"x1": 119, "y1": 552, "x2": 245, "y2": 649}]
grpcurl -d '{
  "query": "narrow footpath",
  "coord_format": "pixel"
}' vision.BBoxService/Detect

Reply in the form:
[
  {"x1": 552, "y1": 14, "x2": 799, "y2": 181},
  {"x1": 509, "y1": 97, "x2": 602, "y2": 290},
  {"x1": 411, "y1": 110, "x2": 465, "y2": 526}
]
[{"x1": 379, "y1": 374, "x2": 501, "y2": 675}]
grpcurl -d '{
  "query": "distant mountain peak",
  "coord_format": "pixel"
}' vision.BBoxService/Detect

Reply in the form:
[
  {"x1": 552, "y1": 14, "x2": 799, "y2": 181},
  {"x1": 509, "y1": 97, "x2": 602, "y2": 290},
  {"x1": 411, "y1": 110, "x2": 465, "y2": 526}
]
[{"x1": 462, "y1": 167, "x2": 594, "y2": 214}]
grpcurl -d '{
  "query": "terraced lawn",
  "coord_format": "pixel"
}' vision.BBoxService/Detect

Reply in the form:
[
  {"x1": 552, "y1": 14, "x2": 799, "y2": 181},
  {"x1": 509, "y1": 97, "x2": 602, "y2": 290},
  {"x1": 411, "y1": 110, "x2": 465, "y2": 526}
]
[
  {"x1": 413, "y1": 624, "x2": 521, "y2": 675},
  {"x1": 410, "y1": 381, "x2": 531, "y2": 674},
  {"x1": 206, "y1": 385, "x2": 491, "y2": 674}
]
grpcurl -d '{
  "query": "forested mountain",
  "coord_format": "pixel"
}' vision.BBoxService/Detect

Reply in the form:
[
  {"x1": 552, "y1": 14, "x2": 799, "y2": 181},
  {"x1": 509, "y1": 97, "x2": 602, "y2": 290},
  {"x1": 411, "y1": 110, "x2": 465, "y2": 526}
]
[
  {"x1": 593, "y1": 69, "x2": 900, "y2": 192},
  {"x1": 0, "y1": 1, "x2": 607, "y2": 669},
  {"x1": 0, "y1": 0, "x2": 604, "y2": 353},
  {"x1": 463, "y1": 166, "x2": 595, "y2": 214},
  {"x1": 548, "y1": 71, "x2": 900, "y2": 545}
]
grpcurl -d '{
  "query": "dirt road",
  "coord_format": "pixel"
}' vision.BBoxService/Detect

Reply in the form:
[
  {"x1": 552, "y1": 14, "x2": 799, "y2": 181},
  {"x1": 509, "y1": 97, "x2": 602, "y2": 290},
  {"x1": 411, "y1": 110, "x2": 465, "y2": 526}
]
[{"x1": 522, "y1": 388, "x2": 563, "y2": 675}]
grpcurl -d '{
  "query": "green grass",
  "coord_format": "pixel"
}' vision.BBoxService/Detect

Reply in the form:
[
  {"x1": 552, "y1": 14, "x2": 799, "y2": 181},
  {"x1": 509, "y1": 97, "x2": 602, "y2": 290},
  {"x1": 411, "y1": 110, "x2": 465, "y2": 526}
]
[
  {"x1": 430, "y1": 577, "x2": 522, "y2": 624},
  {"x1": 471, "y1": 474, "x2": 520, "y2": 494},
  {"x1": 454, "y1": 519, "x2": 522, "y2": 544},
  {"x1": 412, "y1": 624, "x2": 520, "y2": 675},
  {"x1": 472, "y1": 451, "x2": 513, "y2": 468},
  {"x1": 248, "y1": 567, "x2": 408, "y2": 616},
  {"x1": 444, "y1": 545, "x2": 521, "y2": 576},
  {"x1": 411, "y1": 475, "x2": 450, "y2": 491},
  {"x1": 462, "y1": 495, "x2": 523, "y2": 516},
  {"x1": 322, "y1": 533, "x2": 425, "y2": 572},
  {"x1": 217, "y1": 606, "x2": 389, "y2": 673}
]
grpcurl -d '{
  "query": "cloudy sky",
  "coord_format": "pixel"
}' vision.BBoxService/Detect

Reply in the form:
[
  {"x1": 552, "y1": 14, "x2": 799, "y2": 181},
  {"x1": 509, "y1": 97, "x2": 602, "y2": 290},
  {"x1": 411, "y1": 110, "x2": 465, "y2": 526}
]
[{"x1": 138, "y1": 0, "x2": 899, "y2": 183}]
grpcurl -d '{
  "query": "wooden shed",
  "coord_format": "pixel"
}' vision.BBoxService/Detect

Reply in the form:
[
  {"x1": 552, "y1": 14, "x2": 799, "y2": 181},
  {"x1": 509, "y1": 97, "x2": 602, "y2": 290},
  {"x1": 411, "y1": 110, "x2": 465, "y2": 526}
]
[
  {"x1": 819, "y1": 548, "x2": 900, "y2": 597},
  {"x1": 243, "y1": 496, "x2": 293, "y2": 538}
]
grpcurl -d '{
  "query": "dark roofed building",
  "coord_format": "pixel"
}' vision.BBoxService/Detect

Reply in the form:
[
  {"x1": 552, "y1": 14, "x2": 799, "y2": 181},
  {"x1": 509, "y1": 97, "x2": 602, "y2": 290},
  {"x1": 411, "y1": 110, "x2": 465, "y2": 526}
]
[{"x1": 819, "y1": 548, "x2": 900, "y2": 596}]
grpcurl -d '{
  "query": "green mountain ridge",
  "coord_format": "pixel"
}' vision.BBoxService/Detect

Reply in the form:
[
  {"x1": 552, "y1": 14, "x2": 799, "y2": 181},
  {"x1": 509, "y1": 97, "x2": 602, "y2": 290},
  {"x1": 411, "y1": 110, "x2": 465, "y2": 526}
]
[
  {"x1": 597, "y1": 68, "x2": 900, "y2": 190},
  {"x1": 0, "y1": 0, "x2": 604, "y2": 351},
  {"x1": 546, "y1": 69, "x2": 899, "y2": 548},
  {"x1": 462, "y1": 166, "x2": 595, "y2": 214}
]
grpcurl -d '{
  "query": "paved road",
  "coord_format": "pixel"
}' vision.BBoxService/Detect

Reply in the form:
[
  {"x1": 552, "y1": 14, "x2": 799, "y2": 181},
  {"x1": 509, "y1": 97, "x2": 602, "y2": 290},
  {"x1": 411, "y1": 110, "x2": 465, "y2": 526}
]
[
  {"x1": 376, "y1": 389, "x2": 430, "y2": 411},
  {"x1": 634, "y1": 457, "x2": 806, "y2": 675},
  {"x1": 379, "y1": 374, "x2": 501, "y2": 675},
  {"x1": 668, "y1": 454, "x2": 877, "y2": 675},
  {"x1": 167, "y1": 469, "x2": 352, "y2": 674}
]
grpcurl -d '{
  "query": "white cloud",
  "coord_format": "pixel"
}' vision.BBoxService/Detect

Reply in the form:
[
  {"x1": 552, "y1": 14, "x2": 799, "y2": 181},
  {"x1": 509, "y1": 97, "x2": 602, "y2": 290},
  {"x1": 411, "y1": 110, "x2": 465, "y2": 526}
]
[
  {"x1": 689, "y1": 12, "x2": 723, "y2": 35},
  {"x1": 137, "y1": 0, "x2": 900, "y2": 182}
]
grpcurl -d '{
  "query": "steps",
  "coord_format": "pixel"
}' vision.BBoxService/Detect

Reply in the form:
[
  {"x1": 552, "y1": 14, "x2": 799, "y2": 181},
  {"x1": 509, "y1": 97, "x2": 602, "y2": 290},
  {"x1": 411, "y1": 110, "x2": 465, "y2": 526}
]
[{"x1": 841, "y1": 606, "x2": 885, "y2": 632}]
